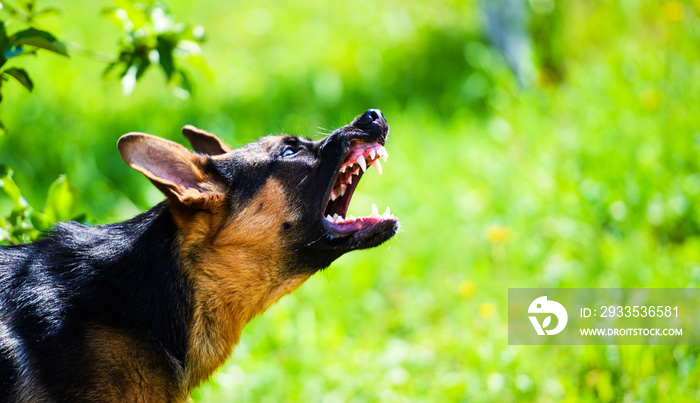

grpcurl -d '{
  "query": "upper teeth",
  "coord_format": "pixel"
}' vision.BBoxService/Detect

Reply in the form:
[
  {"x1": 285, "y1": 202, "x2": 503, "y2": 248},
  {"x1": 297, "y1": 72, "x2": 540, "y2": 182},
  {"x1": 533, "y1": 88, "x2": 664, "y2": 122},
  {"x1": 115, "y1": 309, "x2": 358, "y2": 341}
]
[
  {"x1": 357, "y1": 155, "x2": 367, "y2": 172},
  {"x1": 337, "y1": 145, "x2": 388, "y2": 179},
  {"x1": 327, "y1": 145, "x2": 392, "y2": 217},
  {"x1": 370, "y1": 159, "x2": 382, "y2": 175}
]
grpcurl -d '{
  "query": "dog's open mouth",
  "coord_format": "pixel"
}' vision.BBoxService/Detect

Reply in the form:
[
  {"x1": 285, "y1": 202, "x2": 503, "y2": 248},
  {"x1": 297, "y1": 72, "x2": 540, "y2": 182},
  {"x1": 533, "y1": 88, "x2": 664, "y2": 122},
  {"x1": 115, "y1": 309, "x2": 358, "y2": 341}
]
[{"x1": 322, "y1": 139, "x2": 397, "y2": 237}]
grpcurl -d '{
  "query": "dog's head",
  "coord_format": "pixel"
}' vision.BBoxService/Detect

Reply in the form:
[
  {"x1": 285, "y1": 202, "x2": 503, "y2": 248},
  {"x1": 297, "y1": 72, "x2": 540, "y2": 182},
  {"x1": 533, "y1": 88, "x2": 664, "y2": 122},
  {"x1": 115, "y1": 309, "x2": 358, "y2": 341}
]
[
  {"x1": 118, "y1": 109, "x2": 398, "y2": 274},
  {"x1": 119, "y1": 109, "x2": 398, "y2": 385}
]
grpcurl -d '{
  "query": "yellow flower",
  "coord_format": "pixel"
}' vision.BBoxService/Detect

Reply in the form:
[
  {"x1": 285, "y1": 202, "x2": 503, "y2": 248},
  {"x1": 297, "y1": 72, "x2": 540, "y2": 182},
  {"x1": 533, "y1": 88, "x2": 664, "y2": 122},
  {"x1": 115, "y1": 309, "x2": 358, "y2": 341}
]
[
  {"x1": 662, "y1": 1, "x2": 684, "y2": 22},
  {"x1": 479, "y1": 302, "x2": 496, "y2": 319},
  {"x1": 458, "y1": 281, "x2": 475, "y2": 298},
  {"x1": 485, "y1": 225, "x2": 512, "y2": 244}
]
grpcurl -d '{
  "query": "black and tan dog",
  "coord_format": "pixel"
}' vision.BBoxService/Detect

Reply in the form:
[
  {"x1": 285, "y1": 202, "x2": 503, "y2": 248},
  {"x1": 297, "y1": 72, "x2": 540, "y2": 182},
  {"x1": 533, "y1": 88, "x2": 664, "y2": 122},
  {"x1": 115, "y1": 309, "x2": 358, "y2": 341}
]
[{"x1": 0, "y1": 109, "x2": 398, "y2": 401}]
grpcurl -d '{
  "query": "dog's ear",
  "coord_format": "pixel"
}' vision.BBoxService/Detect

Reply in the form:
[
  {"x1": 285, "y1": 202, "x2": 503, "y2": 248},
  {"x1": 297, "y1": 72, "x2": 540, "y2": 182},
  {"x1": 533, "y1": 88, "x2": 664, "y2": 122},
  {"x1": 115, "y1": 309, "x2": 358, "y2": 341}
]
[
  {"x1": 182, "y1": 125, "x2": 232, "y2": 156},
  {"x1": 118, "y1": 133, "x2": 224, "y2": 206}
]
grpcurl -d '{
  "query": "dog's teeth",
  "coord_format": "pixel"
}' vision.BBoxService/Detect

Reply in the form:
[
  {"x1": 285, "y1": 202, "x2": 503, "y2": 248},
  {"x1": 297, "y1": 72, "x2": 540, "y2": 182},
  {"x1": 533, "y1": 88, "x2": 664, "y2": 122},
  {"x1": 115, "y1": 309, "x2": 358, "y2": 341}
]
[
  {"x1": 330, "y1": 191, "x2": 338, "y2": 201},
  {"x1": 371, "y1": 203, "x2": 380, "y2": 218},
  {"x1": 348, "y1": 214, "x2": 356, "y2": 221},
  {"x1": 371, "y1": 159, "x2": 382, "y2": 175},
  {"x1": 333, "y1": 213, "x2": 341, "y2": 221},
  {"x1": 357, "y1": 155, "x2": 367, "y2": 172},
  {"x1": 369, "y1": 149, "x2": 376, "y2": 160},
  {"x1": 379, "y1": 146, "x2": 388, "y2": 161},
  {"x1": 338, "y1": 185, "x2": 346, "y2": 196},
  {"x1": 341, "y1": 166, "x2": 346, "y2": 173},
  {"x1": 325, "y1": 215, "x2": 333, "y2": 222},
  {"x1": 383, "y1": 206, "x2": 391, "y2": 217},
  {"x1": 347, "y1": 175, "x2": 352, "y2": 185}
]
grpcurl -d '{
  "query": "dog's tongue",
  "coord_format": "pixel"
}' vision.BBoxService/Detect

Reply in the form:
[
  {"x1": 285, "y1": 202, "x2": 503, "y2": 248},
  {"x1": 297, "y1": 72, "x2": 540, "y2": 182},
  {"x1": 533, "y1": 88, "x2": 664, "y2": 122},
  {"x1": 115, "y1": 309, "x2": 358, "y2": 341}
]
[{"x1": 324, "y1": 203, "x2": 394, "y2": 232}]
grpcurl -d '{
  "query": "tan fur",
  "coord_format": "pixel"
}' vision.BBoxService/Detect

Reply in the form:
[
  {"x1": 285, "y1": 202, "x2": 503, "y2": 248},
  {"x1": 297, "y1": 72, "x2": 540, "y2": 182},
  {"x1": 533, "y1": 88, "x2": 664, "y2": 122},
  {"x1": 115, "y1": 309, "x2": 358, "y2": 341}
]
[
  {"x1": 171, "y1": 179, "x2": 311, "y2": 390},
  {"x1": 75, "y1": 326, "x2": 186, "y2": 402}
]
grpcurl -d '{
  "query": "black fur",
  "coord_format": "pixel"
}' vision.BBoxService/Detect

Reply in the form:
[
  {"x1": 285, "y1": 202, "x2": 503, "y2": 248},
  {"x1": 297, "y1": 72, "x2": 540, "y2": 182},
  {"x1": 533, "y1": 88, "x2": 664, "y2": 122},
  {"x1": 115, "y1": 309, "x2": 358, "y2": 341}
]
[
  {"x1": 0, "y1": 202, "x2": 190, "y2": 399},
  {"x1": 0, "y1": 109, "x2": 397, "y2": 400}
]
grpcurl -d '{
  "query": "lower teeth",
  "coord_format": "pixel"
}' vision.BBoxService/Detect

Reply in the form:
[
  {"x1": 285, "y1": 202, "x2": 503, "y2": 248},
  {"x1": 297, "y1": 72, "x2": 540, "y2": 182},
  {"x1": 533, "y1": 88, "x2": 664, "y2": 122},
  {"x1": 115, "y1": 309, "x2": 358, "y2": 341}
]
[{"x1": 324, "y1": 204, "x2": 394, "y2": 224}]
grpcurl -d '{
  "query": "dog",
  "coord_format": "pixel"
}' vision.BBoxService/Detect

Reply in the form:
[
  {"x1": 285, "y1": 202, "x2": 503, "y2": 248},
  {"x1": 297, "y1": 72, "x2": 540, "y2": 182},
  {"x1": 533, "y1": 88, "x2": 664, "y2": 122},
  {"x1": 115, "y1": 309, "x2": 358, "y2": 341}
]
[{"x1": 0, "y1": 109, "x2": 398, "y2": 402}]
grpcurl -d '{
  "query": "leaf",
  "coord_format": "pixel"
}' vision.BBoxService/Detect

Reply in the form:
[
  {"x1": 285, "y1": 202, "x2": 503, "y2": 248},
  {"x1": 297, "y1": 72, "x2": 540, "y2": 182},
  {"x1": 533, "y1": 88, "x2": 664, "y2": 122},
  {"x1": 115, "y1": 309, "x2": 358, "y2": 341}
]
[
  {"x1": 30, "y1": 212, "x2": 51, "y2": 231},
  {"x1": 0, "y1": 165, "x2": 23, "y2": 205},
  {"x1": 156, "y1": 36, "x2": 175, "y2": 79},
  {"x1": 43, "y1": 174, "x2": 78, "y2": 222},
  {"x1": 0, "y1": 164, "x2": 12, "y2": 178},
  {"x1": 542, "y1": 315, "x2": 552, "y2": 329},
  {"x1": 3, "y1": 68, "x2": 33, "y2": 91},
  {"x1": 34, "y1": 7, "x2": 61, "y2": 18},
  {"x1": 0, "y1": 21, "x2": 8, "y2": 50},
  {"x1": 185, "y1": 53, "x2": 214, "y2": 81},
  {"x1": 9, "y1": 28, "x2": 69, "y2": 57},
  {"x1": 0, "y1": 22, "x2": 8, "y2": 67}
]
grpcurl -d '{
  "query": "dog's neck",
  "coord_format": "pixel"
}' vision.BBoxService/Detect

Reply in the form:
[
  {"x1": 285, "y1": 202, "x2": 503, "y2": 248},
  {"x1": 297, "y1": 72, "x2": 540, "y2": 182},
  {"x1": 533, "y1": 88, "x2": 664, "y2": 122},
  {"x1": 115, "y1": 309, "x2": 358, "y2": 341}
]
[{"x1": 167, "y1": 181, "x2": 312, "y2": 390}]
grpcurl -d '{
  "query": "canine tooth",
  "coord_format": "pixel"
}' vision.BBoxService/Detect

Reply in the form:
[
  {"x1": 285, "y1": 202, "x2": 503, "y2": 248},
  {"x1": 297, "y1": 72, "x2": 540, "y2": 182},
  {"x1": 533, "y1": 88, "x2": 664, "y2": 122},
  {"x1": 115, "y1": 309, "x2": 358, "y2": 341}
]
[
  {"x1": 371, "y1": 159, "x2": 382, "y2": 175},
  {"x1": 341, "y1": 166, "x2": 347, "y2": 173},
  {"x1": 369, "y1": 149, "x2": 376, "y2": 160},
  {"x1": 357, "y1": 155, "x2": 367, "y2": 172},
  {"x1": 371, "y1": 203, "x2": 379, "y2": 218},
  {"x1": 383, "y1": 206, "x2": 391, "y2": 217},
  {"x1": 330, "y1": 191, "x2": 338, "y2": 201},
  {"x1": 347, "y1": 175, "x2": 352, "y2": 185},
  {"x1": 339, "y1": 185, "x2": 346, "y2": 196}
]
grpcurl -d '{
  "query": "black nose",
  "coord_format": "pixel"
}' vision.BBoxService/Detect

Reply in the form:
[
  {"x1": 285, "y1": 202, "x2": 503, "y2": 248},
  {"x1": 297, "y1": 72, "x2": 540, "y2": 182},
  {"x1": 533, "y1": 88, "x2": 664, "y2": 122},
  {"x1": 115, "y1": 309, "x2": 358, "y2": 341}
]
[
  {"x1": 362, "y1": 109, "x2": 383, "y2": 124},
  {"x1": 351, "y1": 109, "x2": 389, "y2": 140}
]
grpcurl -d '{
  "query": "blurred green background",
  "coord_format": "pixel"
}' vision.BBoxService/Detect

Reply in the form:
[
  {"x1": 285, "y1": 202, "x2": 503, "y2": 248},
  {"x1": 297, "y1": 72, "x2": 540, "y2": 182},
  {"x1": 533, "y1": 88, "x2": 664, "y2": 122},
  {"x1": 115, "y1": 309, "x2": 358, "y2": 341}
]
[{"x1": 2, "y1": 0, "x2": 700, "y2": 401}]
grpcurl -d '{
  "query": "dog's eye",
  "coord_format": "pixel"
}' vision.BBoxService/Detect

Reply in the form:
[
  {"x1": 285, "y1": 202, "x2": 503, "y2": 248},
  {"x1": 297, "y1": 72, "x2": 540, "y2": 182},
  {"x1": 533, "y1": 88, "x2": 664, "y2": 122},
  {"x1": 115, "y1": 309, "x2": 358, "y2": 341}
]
[{"x1": 281, "y1": 148, "x2": 298, "y2": 158}]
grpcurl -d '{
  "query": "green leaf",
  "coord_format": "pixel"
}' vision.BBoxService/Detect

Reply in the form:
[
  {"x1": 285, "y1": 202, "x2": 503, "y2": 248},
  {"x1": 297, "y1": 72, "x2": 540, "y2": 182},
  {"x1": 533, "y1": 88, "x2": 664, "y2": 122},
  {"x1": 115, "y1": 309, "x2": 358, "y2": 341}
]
[
  {"x1": 34, "y1": 7, "x2": 61, "y2": 18},
  {"x1": 174, "y1": 69, "x2": 192, "y2": 95},
  {"x1": 43, "y1": 174, "x2": 78, "y2": 222},
  {"x1": 185, "y1": 53, "x2": 214, "y2": 81},
  {"x1": 156, "y1": 36, "x2": 175, "y2": 80},
  {"x1": 71, "y1": 213, "x2": 87, "y2": 223},
  {"x1": 0, "y1": 166, "x2": 23, "y2": 205},
  {"x1": 30, "y1": 212, "x2": 51, "y2": 231},
  {"x1": 3, "y1": 68, "x2": 33, "y2": 91},
  {"x1": 0, "y1": 164, "x2": 12, "y2": 178},
  {"x1": 0, "y1": 21, "x2": 8, "y2": 50},
  {"x1": 0, "y1": 22, "x2": 8, "y2": 68},
  {"x1": 9, "y1": 28, "x2": 69, "y2": 57}
]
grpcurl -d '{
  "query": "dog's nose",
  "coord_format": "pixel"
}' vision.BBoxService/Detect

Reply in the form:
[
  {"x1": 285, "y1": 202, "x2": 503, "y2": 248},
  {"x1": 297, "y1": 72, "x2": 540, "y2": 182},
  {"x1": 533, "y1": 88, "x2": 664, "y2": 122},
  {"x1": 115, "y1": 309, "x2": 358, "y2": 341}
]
[
  {"x1": 360, "y1": 109, "x2": 383, "y2": 124},
  {"x1": 351, "y1": 109, "x2": 389, "y2": 140}
]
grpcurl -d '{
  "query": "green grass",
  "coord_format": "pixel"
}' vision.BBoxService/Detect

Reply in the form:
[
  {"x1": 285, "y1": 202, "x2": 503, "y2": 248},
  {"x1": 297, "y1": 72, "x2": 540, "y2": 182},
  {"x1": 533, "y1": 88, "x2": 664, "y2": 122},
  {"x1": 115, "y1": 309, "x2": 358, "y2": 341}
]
[{"x1": 2, "y1": 0, "x2": 700, "y2": 401}]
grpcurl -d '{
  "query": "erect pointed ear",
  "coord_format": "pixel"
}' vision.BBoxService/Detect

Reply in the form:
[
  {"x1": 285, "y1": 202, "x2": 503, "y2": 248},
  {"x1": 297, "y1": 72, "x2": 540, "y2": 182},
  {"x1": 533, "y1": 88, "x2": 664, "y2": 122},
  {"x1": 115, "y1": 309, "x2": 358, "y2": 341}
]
[
  {"x1": 118, "y1": 133, "x2": 224, "y2": 207},
  {"x1": 182, "y1": 125, "x2": 232, "y2": 156}
]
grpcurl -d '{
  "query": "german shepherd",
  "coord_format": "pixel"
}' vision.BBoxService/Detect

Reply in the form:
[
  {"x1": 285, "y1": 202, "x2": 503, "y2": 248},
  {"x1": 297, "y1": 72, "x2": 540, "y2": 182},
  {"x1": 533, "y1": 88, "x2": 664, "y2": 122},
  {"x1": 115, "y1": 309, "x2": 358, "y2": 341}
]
[{"x1": 0, "y1": 109, "x2": 398, "y2": 402}]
